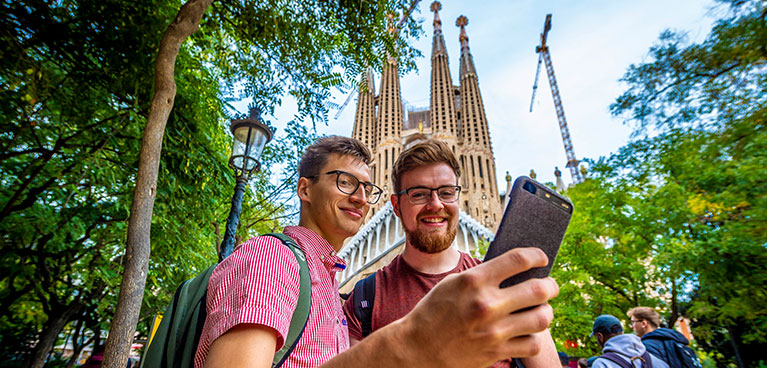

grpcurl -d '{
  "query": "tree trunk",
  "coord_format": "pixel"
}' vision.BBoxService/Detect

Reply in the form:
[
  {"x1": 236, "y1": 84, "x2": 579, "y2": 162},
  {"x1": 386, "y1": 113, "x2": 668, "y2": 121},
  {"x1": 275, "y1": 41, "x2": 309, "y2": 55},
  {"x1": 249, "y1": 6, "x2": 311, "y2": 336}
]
[
  {"x1": 669, "y1": 277, "x2": 678, "y2": 328},
  {"x1": 67, "y1": 335, "x2": 95, "y2": 368},
  {"x1": 727, "y1": 325, "x2": 745, "y2": 368},
  {"x1": 23, "y1": 302, "x2": 83, "y2": 368},
  {"x1": 66, "y1": 319, "x2": 95, "y2": 368},
  {"x1": 101, "y1": 1, "x2": 213, "y2": 367}
]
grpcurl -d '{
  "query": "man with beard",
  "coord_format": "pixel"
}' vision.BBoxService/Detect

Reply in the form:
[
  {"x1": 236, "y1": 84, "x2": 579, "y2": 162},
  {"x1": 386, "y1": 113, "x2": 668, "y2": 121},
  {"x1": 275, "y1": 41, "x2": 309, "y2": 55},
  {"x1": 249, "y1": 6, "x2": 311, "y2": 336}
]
[
  {"x1": 198, "y1": 136, "x2": 560, "y2": 368},
  {"x1": 342, "y1": 140, "x2": 559, "y2": 367}
]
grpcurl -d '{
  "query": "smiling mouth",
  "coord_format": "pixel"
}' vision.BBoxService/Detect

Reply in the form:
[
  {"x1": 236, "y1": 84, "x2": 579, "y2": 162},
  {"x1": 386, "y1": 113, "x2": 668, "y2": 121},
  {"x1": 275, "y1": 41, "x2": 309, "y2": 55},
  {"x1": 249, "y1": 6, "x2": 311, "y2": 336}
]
[
  {"x1": 420, "y1": 217, "x2": 447, "y2": 224},
  {"x1": 341, "y1": 208, "x2": 363, "y2": 218}
]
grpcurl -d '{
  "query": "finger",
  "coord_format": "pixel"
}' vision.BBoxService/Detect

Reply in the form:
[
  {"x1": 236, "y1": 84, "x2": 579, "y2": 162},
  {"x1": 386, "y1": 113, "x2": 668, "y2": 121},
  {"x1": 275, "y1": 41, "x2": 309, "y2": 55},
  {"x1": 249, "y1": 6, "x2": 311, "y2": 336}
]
[
  {"x1": 500, "y1": 277, "x2": 559, "y2": 313},
  {"x1": 477, "y1": 247, "x2": 549, "y2": 285},
  {"x1": 501, "y1": 333, "x2": 546, "y2": 358},
  {"x1": 496, "y1": 304, "x2": 554, "y2": 340}
]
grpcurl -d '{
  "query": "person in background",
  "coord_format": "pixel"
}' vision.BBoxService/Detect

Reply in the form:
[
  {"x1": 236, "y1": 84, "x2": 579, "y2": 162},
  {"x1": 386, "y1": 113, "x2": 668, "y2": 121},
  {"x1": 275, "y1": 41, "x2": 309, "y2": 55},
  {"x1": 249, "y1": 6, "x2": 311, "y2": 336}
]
[
  {"x1": 627, "y1": 307, "x2": 701, "y2": 368},
  {"x1": 591, "y1": 315, "x2": 669, "y2": 368}
]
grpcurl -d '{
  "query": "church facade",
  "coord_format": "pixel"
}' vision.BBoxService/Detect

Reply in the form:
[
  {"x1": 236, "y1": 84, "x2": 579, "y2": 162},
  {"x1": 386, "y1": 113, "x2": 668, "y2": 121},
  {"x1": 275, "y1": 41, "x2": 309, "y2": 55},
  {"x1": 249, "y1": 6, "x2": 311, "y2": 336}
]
[{"x1": 338, "y1": 2, "x2": 506, "y2": 290}]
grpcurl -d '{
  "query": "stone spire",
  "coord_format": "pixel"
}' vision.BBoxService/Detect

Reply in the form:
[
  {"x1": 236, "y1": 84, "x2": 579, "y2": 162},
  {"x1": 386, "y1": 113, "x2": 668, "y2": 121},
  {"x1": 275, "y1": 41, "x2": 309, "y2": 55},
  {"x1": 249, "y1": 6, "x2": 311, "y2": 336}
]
[
  {"x1": 456, "y1": 15, "x2": 476, "y2": 78},
  {"x1": 431, "y1": 1, "x2": 446, "y2": 55},
  {"x1": 371, "y1": 11, "x2": 404, "y2": 209},
  {"x1": 502, "y1": 171, "x2": 513, "y2": 212},
  {"x1": 429, "y1": 1, "x2": 458, "y2": 139},
  {"x1": 456, "y1": 14, "x2": 501, "y2": 228},
  {"x1": 352, "y1": 67, "x2": 378, "y2": 151}
]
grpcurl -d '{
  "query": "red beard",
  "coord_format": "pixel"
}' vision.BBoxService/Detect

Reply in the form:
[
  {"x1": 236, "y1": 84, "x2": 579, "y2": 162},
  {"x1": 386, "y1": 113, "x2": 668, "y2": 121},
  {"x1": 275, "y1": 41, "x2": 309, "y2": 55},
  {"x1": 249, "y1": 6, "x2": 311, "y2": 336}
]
[{"x1": 406, "y1": 221, "x2": 457, "y2": 254}]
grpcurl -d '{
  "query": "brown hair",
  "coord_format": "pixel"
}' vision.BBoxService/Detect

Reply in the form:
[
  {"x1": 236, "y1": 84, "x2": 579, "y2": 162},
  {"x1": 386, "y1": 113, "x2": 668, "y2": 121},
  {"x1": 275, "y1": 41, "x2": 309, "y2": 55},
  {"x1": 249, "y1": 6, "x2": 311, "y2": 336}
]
[
  {"x1": 392, "y1": 139, "x2": 460, "y2": 193},
  {"x1": 298, "y1": 136, "x2": 372, "y2": 180},
  {"x1": 627, "y1": 307, "x2": 661, "y2": 329}
]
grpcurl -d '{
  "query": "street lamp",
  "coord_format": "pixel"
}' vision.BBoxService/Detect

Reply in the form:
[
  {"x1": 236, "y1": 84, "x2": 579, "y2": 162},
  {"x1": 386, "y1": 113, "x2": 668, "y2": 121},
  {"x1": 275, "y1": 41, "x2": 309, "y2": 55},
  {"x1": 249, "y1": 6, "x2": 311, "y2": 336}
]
[{"x1": 219, "y1": 106, "x2": 273, "y2": 261}]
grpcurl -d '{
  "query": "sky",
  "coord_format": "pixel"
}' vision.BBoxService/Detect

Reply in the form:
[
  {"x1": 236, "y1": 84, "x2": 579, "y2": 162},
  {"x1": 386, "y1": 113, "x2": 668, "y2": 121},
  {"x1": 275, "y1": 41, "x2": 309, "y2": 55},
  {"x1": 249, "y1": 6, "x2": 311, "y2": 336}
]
[{"x1": 243, "y1": 0, "x2": 718, "y2": 192}]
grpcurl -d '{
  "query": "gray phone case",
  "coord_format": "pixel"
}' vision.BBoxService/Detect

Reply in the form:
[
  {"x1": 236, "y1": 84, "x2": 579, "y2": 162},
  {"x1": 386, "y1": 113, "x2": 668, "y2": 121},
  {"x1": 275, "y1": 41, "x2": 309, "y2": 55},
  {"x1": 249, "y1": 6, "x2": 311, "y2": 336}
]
[{"x1": 483, "y1": 176, "x2": 573, "y2": 288}]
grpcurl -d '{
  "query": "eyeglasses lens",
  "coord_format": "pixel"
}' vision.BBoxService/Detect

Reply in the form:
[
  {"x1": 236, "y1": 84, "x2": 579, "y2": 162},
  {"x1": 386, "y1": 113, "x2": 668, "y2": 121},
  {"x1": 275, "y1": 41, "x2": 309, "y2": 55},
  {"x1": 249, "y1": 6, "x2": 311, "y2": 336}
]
[
  {"x1": 408, "y1": 187, "x2": 459, "y2": 204},
  {"x1": 336, "y1": 172, "x2": 381, "y2": 204}
]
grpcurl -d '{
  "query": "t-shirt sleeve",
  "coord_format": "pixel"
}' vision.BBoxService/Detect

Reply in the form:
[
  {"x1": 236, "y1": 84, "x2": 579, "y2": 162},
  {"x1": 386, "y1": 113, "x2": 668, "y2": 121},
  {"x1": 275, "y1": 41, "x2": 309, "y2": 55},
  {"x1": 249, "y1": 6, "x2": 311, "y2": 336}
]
[
  {"x1": 203, "y1": 236, "x2": 301, "y2": 350},
  {"x1": 342, "y1": 290, "x2": 364, "y2": 340}
]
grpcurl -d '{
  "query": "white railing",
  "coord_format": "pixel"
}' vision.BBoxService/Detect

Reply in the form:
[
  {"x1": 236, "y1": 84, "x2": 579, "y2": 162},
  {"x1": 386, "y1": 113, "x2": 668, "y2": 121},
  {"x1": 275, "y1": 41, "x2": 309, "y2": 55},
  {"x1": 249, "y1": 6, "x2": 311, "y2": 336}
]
[{"x1": 338, "y1": 202, "x2": 495, "y2": 286}]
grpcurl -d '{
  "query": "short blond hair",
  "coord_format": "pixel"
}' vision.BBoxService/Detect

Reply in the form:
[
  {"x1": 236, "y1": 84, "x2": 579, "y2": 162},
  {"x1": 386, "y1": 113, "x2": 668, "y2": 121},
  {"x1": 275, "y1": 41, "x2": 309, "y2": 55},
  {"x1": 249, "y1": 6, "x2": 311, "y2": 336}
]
[{"x1": 627, "y1": 307, "x2": 661, "y2": 328}]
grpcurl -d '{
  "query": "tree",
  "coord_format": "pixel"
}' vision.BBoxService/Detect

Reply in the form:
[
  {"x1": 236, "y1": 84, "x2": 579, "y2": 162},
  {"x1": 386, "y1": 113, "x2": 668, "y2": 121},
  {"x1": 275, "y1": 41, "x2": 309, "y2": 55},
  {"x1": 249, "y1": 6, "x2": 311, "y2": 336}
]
[
  {"x1": 1, "y1": 1, "x2": 377, "y2": 367},
  {"x1": 2, "y1": 0, "x2": 423, "y2": 366},
  {"x1": 606, "y1": 1, "x2": 767, "y2": 365},
  {"x1": 549, "y1": 173, "x2": 672, "y2": 357},
  {"x1": 103, "y1": 0, "x2": 422, "y2": 366},
  {"x1": 546, "y1": 4, "x2": 767, "y2": 364}
]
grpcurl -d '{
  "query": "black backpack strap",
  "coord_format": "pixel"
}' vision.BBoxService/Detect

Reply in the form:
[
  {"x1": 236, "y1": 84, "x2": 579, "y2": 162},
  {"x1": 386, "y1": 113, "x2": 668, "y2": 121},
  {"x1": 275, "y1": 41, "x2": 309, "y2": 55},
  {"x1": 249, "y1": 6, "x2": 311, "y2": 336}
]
[
  {"x1": 353, "y1": 273, "x2": 377, "y2": 337},
  {"x1": 265, "y1": 233, "x2": 312, "y2": 368},
  {"x1": 599, "y1": 353, "x2": 633, "y2": 368}
]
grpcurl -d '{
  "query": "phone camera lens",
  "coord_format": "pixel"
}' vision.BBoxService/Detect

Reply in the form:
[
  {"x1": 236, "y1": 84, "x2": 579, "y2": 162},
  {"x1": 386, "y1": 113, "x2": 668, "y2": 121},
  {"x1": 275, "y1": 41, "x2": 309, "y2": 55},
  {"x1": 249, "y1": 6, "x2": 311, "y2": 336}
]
[{"x1": 523, "y1": 182, "x2": 537, "y2": 194}]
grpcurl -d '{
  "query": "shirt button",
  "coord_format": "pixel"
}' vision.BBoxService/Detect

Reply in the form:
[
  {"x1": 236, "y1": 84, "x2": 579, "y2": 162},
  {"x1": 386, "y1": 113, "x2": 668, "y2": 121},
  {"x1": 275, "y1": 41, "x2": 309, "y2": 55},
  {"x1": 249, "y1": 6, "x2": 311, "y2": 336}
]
[{"x1": 321, "y1": 255, "x2": 325, "y2": 261}]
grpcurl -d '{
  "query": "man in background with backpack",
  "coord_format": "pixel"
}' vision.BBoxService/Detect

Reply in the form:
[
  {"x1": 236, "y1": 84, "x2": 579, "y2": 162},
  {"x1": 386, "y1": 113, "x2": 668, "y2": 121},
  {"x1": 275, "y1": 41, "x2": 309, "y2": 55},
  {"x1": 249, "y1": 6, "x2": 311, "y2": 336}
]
[
  {"x1": 195, "y1": 136, "x2": 561, "y2": 368},
  {"x1": 592, "y1": 315, "x2": 669, "y2": 368},
  {"x1": 342, "y1": 140, "x2": 559, "y2": 367},
  {"x1": 627, "y1": 307, "x2": 702, "y2": 368}
]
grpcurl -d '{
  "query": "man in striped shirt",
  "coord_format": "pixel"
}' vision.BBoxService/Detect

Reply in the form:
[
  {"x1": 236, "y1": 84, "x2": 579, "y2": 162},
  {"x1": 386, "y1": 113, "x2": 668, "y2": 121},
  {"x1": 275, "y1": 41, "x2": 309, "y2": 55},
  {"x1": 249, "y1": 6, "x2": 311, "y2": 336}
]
[{"x1": 197, "y1": 136, "x2": 560, "y2": 368}]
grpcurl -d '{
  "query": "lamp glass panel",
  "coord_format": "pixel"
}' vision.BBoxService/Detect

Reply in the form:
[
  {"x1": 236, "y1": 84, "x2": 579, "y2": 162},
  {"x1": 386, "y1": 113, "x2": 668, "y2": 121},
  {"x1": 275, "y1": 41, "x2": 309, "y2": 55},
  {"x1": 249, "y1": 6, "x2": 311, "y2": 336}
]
[{"x1": 232, "y1": 125, "x2": 269, "y2": 172}]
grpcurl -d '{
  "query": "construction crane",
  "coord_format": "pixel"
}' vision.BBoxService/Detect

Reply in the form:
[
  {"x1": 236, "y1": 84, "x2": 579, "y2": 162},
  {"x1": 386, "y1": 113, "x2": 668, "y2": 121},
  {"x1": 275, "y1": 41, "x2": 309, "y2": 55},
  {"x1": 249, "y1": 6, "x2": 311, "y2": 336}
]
[{"x1": 530, "y1": 14, "x2": 583, "y2": 184}]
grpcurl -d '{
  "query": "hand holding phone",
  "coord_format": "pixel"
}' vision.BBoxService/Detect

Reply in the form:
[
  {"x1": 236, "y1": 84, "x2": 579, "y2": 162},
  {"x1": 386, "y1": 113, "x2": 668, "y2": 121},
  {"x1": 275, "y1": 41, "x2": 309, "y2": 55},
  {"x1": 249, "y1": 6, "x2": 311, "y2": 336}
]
[{"x1": 483, "y1": 176, "x2": 573, "y2": 288}]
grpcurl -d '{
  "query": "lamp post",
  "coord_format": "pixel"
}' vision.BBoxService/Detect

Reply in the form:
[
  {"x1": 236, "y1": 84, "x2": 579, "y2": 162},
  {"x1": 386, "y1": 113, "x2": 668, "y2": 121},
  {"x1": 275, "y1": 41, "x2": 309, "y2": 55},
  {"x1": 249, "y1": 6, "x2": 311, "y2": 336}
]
[{"x1": 219, "y1": 106, "x2": 273, "y2": 261}]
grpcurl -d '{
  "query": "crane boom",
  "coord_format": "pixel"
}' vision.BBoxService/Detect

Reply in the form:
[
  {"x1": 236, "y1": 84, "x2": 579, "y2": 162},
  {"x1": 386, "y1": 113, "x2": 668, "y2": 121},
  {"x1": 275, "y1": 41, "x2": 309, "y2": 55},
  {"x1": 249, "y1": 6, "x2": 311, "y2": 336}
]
[
  {"x1": 532, "y1": 14, "x2": 583, "y2": 184},
  {"x1": 529, "y1": 53, "x2": 542, "y2": 112}
]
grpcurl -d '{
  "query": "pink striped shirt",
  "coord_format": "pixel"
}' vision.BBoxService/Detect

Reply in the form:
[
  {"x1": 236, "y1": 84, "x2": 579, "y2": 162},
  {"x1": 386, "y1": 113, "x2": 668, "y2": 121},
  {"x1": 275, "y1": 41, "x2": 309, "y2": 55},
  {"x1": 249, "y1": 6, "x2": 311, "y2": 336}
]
[{"x1": 194, "y1": 226, "x2": 349, "y2": 368}]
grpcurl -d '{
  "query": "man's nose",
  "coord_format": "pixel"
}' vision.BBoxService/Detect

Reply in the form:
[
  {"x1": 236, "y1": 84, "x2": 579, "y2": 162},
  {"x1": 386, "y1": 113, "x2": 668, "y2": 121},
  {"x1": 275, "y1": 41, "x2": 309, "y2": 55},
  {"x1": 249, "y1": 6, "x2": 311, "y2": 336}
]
[
  {"x1": 425, "y1": 190, "x2": 444, "y2": 210},
  {"x1": 349, "y1": 185, "x2": 367, "y2": 204}
]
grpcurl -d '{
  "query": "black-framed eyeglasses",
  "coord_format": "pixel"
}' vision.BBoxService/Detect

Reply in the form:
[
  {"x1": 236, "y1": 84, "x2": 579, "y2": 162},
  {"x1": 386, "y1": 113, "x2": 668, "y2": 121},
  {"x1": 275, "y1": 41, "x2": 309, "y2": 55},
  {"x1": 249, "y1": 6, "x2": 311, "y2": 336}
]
[
  {"x1": 307, "y1": 170, "x2": 383, "y2": 204},
  {"x1": 397, "y1": 185, "x2": 461, "y2": 205}
]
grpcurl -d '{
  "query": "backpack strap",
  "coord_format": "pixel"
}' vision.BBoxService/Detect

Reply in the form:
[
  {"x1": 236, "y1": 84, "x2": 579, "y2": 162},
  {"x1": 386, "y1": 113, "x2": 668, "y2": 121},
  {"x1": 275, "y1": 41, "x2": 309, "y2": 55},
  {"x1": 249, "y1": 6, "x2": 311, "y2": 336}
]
[
  {"x1": 640, "y1": 351, "x2": 654, "y2": 368},
  {"x1": 141, "y1": 263, "x2": 217, "y2": 368},
  {"x1": 353, "y1": 272, "x2": 377, "y2": 337},
  {"x1": 265, "y1": 233, "x2": 312, "y2": 368},
  {"x1": 599, "y1": 352, "x2": 633, "y2": 368},
  {"x1": 600, "y1": 351, "x2": 654, "y2": 368}
]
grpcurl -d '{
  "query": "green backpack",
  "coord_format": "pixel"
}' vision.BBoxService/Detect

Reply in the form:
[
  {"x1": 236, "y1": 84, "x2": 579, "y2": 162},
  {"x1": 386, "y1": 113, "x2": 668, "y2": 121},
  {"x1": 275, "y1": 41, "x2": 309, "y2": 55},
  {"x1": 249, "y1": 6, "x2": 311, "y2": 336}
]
[{"x1": 140, "y1": 233, "x2": 311, "y2": 368}]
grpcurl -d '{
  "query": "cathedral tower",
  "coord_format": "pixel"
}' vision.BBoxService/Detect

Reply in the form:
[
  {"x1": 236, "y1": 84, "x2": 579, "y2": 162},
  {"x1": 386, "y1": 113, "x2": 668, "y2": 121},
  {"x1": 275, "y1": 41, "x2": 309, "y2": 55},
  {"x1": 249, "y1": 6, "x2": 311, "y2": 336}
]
[
  {"x1": 456, "y1": 15, "x2": 503, "y2": 228},
  {"x1": 429, "y1": 1, "x2": 459, "y2": 145},
  {"x1": 350, "y1": 2, "x2": 503, "y2": 229},
  {"x1": 352, "y1": 68, "x2": 378, "y2": 153}
]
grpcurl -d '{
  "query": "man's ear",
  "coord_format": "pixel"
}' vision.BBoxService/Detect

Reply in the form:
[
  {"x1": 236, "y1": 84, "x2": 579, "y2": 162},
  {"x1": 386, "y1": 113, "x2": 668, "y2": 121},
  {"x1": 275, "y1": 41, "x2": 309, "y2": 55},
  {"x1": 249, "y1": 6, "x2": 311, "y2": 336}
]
[
  {"x1": 297, "y1": 177, "x2": 312, "y2": 204},
  {"x1": 391, "y1": 194, "x2": 401, "y2": 218}
]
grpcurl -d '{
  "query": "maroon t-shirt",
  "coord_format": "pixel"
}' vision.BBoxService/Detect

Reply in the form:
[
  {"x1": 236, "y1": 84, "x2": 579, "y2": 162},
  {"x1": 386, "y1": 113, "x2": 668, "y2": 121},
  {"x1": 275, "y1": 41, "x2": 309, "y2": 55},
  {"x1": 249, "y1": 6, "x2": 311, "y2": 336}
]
[{"x1": 342, "y1": 252, "x2": 513, "y2": 368}]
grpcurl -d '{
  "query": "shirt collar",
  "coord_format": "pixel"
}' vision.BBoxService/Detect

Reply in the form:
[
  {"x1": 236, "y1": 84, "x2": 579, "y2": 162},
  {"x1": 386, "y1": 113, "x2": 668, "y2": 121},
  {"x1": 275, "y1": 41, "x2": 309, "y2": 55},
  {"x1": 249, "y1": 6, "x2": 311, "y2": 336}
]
[{"x1": 284, "y1": 226, "x2": 347, "y2": 273}]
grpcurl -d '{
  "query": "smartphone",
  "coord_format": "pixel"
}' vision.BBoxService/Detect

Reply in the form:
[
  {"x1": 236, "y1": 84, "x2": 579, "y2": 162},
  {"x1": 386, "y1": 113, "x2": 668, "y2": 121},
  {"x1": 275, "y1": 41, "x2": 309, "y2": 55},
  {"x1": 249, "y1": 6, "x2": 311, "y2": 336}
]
[{"x1": 483, "y1": 176, "x2": 573, "y2": 288}]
